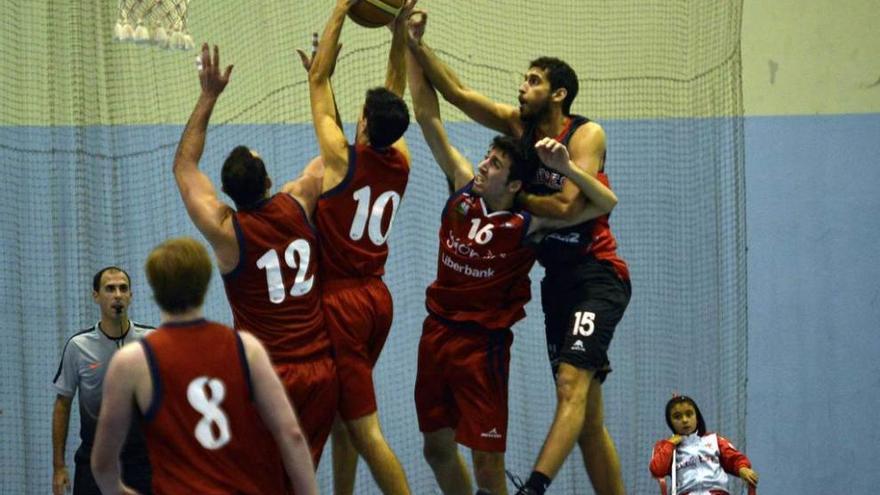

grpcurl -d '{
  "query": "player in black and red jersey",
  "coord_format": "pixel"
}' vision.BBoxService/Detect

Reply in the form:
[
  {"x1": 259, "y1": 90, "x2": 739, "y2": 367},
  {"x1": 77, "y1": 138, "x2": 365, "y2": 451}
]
[
  {"x1": 406, "y1": 28, "x2": 619, "y2": 494},
  {"x1": 407, "y1": 12, "x2": 630, "y2": 495}
]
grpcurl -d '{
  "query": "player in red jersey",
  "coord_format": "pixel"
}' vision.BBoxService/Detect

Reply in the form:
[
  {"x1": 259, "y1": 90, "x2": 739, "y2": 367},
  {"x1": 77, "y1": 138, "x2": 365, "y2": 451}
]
[
  {"x1": 307, "y1": 2, "x2": 416, "y2": 494},
  {"x1": 91, "y1": 237, "x2": 317, "y2": 495},
  {"x1": 407, "y1": 13, "x2": 630, "y2": 495},
  {"x1": 171, "y1": 44, "x2": 337, "y2": 466},
  {"x1": 407, "y1": 32, "x2": 620, "y2": 494}
]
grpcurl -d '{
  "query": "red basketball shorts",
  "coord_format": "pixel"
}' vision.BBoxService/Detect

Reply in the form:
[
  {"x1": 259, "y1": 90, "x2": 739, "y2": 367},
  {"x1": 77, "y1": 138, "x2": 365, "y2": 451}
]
[
  {"x1": 414, "y1": 314, "x2": 513, "y2": 452},
  {"x1": 275, "y1": 354, "x2": 338, "y2": 467},
  {"x1": 323, "y1": 277, "x2": 393, "y2": 421}
]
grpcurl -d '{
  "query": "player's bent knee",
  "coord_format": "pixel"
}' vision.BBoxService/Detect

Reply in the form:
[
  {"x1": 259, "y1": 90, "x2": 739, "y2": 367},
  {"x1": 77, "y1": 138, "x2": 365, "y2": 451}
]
[
  {"x1": 555, "y1": 368, "x2": 588, "y2": 405},
  {"x1": 423, "y1": 440, "x2": 457, "y2": 467},
  {"x1": 472, "y1": 451, "x2": 504, "y2": 482}
]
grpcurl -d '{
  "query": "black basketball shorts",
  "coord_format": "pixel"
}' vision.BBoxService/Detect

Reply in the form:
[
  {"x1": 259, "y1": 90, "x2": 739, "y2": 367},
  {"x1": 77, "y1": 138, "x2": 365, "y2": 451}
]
[{"x1": 541, "y1": 260, "x2": 631, "y2": 383}]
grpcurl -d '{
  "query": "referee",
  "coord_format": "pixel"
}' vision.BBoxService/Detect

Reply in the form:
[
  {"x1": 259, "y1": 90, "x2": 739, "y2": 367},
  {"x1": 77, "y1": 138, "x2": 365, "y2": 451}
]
[{"x1": 51, "y1": 267, "x2": 153, "y2": 495}]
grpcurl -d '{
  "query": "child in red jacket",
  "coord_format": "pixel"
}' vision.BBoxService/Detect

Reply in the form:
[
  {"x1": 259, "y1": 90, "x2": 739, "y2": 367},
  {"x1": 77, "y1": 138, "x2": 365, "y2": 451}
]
[{"x1": 649, "y1": 395, "x2": 759, "y2": 494}]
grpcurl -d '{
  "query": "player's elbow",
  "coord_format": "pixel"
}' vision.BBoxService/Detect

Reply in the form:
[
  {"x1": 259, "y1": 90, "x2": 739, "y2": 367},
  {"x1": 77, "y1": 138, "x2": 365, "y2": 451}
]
[
  {"x1": 557, "y1": 197, "x2": 584, "y2": 221},
  {"x1": 172, "y1": 158, "x2": 195, "y2": 178},
  {"x1": 54, "y1": 394, "x2": 72, "y2": 411},
  {"x1": 282, "y1": 424, "x2": 308, "y2": 449},
  {"x1": 307, "y1": 66, "x2": 329, "y2": 86},
  {"x1": 90, "y1": 449, "x2": 113, "y2": 480},
  {"x1": 597, "y1": 192, "x2": 618, "y2": 214},
  {"x1": 413, "y1": 104, "x2": 431, "y2": 124},
  {"x1": 414, "y1": 106, "x2": 439, "y2": 127},
  {"x1": 443, "y1": 86, "x2": 469, "y2": 107},
  {"x1": 648, "y1": 460, "x2": 667, "y2": 478}
]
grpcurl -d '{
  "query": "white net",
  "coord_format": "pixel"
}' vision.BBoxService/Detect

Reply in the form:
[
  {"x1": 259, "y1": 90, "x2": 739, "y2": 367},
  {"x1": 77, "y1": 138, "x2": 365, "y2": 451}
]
[
  {"x1": 1, "y1": 1, "x2": 746, "y2": 493},
  {"x1": 113, "y1": 0, "x2": 194, "y2": 50}
]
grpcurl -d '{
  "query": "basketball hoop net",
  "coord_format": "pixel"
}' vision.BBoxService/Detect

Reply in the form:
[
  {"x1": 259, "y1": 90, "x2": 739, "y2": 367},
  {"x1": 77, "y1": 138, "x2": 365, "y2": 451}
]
[{"x1": 113, "y1": 0, "x2": 194, "y2": 50}]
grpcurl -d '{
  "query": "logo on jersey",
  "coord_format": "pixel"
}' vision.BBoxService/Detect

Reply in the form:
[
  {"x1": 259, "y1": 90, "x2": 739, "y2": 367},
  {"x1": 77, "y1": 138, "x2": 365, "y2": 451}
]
[
  {"x1": 455, "y1": 200, "x2": 471, "y2": 216},
  {"x1": 480, "y1": 427, "x2": 503, "y2": 439},
  {"x1": 571, "y1": 339, "x2": 586, "y2": 352},
  {"x1": 441, "y1": 254, "x2": 496, "y2": 279},
  {"x1": 445, "y1": 230, "x2": 490, "y2": 259},
  {"x1": 546, "y1": 231, "x2": 582, "y2": 244},
  {"x1": 535, "y1": 167, "x2": 566, "y2": 190}
]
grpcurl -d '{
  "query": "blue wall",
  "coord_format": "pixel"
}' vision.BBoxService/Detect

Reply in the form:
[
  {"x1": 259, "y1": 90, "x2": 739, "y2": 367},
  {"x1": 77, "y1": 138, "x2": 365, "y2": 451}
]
[
  {"x1": 2, "y1": 117, "x2": 748, "y2": 494},
  {"x1": 6, "y1": 114, "x2": 878, "y2": 493},
  {"x1": 745, "y1": 114, "x2": 880, "y2": 493}
]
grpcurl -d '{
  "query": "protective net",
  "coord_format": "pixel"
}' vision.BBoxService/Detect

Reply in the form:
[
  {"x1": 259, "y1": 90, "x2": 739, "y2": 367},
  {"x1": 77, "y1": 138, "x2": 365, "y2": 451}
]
[
  {"x1": 113, "y1": 0, "x2": 195, "y2": 50},
  {"x1": 0, "y1": 1, "x2": 746, "y2": 493}
]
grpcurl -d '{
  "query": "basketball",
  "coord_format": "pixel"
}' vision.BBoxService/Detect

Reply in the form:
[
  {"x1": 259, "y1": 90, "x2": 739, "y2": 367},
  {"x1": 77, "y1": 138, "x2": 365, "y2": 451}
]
[{"x1": 348, "y1": 0, "x2": 405, "y2": 28}]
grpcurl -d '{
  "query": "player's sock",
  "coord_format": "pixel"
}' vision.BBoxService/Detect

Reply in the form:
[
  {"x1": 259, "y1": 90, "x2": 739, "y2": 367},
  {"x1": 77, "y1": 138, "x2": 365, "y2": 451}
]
[{"x1": 522, "y1": 471, "x2": 551, "y2": 495}]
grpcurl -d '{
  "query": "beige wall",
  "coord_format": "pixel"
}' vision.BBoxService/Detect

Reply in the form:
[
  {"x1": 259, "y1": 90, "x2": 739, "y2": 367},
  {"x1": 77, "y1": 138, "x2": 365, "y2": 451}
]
[
  {"x1": 3, "y1": 1, "x2": 877, "y2": 125},
  {"x1": 742, "y1": 0, "x2": 880, "y2": 115}
]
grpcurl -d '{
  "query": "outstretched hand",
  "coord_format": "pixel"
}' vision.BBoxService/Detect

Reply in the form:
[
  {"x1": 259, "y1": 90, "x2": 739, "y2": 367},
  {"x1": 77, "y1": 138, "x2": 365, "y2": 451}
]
[
  {"x1": 296, "y1": 33, "x2": 319, "y2": 72},
  {"x1": 296, "y1": 33, "x2": 343, "y2": 75},
  {"x1": 389, "y1": 0, "x2": 419, "y2": 32},
  {"x1": 406, "y1": 9, "x2": 427, "y2": 45},
  {"x1": 197, "y1": 44, "x2": 233, "y2": 98},
  {"x1": 534, "y1": 137, "x2": 572, "y2": 173}
]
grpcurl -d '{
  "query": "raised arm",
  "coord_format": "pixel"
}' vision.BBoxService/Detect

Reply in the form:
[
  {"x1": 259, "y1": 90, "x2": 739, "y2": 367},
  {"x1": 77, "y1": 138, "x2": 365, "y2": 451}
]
[
  {"x1": 519, "y1": 122, "x2": 607, "y2": 220},
  {"x1": 407, "y1": 28, "x2": 472, "y2": 191},
  {"x1": 309, "y1": 1, "x2": 355, "y2": 190},
  {"x1": 528, "y1": 137, "x2": 617, "y2": 234},
  {"x1": 91, "y1": 346, "x2": 146, "y2": 495},
  {"x1": 384, "y1": 2, "x2": 413, "y2": 98},
  {"x1": 406, "y1": 12, "x2": 519, "y2": 136},
  {"x1": 240, "y1": 332, "x2": 318, "y2": 494},
  {"x1": 174, "y1": 44, "x2": 236, "y2": 252},
  {"x1": 297, "y1": 33, "x2": 345, "y2": 133},
  {"x1": 381, "y1": 1, "x2": 418, "y2": 161}
]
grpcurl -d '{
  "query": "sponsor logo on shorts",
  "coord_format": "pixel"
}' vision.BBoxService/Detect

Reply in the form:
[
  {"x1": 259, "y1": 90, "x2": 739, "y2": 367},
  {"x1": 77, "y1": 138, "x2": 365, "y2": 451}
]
[
  {"x1": 480, "y1": 427, "x2": 503, "y2": 439},
  {"x1": 571, "y1": 339, "x2": 586, "y2": 352}
]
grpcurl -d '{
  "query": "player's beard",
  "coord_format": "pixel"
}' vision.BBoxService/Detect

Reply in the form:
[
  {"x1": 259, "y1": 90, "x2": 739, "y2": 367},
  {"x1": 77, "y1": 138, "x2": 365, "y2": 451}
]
[{"x1": 520, "y1": 97, "x2": 551, "y2": 124}]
